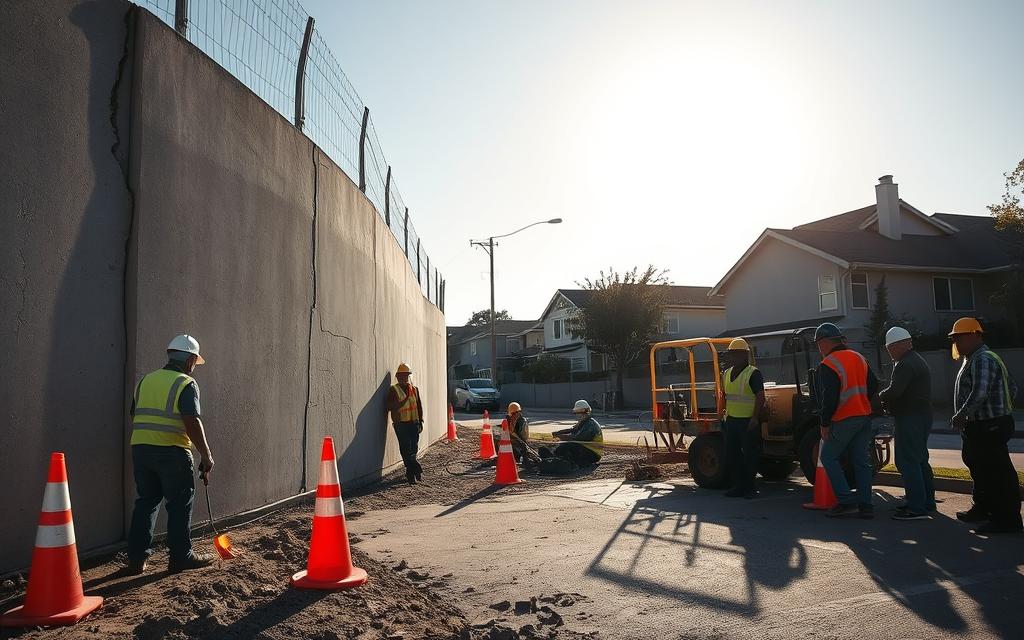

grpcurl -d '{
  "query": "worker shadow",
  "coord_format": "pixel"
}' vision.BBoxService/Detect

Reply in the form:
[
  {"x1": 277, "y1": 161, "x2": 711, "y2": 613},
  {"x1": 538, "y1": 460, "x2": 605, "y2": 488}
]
[
  {"x1": 818, "y1": 489, "x2": 1024, "y2": 637},
  {"x1": 340, "y1": 375, "x2": 392, "y2": 486},
  {"x1": 586, "y1": 479, "x2": 1024, "y2": 635},
  {"x1": 434, "y1": 484, "x2": 504, "y2": 518},
  {"x1": 85, "y1": 569, "x2": 167, "y2": 599}
]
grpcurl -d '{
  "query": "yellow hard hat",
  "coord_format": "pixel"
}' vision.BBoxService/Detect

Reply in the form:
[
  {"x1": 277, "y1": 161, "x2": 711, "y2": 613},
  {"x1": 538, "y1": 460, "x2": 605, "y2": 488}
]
[
  {"x1": 507, "y1": 401, "x2": 522, "y2": 414},
  {"x1": 727, "y1": 338, "x2": 750, "y2": 351},
  {"x1": 948, "y1": 317, "x2": 983, "y2": 337},
  {"x1": 396, "y1": 363, "x2": 412, "y2": 374}
]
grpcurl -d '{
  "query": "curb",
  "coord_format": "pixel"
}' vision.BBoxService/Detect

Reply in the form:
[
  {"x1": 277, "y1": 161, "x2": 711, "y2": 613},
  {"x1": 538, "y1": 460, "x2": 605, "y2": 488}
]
[{"x1": 874, "y1": 471, "x2": 975, "y2": 495}]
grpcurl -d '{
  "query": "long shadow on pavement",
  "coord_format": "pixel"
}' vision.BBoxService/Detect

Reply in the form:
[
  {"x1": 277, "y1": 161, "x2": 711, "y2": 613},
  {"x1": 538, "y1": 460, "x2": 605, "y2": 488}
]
[{"x1": 585, "y1": 479, "x2": 1024, "y2": 636}]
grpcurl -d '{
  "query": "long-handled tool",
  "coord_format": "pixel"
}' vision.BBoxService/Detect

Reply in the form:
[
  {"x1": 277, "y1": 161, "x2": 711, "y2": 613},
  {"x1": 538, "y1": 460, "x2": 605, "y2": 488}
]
[{"x1": 199, "y1": 470, "x2": 236, "y2": 560}]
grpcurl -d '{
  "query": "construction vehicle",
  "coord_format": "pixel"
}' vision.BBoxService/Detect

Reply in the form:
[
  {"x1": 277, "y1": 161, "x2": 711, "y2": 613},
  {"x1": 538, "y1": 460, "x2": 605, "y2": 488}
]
[{"x1": 647, "y1": 329, "x2": 892, "y2": 488}]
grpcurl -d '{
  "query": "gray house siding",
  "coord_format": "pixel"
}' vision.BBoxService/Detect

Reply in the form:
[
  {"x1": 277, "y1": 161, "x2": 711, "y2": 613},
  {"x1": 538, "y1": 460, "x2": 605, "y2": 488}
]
[{"x1": 724, "y1": 237, "x2": 843, "y2": 332}]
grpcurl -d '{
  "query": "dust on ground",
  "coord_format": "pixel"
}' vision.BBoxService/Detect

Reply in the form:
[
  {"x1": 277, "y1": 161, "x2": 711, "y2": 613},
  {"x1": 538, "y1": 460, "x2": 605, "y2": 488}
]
[{"x1": 1, "y1": 426, "x2": 679, "y2": 639}]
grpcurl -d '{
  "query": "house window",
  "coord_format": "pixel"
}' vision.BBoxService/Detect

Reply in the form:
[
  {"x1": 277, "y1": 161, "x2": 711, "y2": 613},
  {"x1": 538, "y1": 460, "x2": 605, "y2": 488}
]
[
  {"x1": 818, "y1": 275, "x2": 838, "y2": 312},
  {"x1": 851, "y1": 273, "x2": 869, "y2": 309},
  {"x1": 570, "y1": 357, "x2": 586, "y2": 371},
  {"x1": 553, "y1": 319, "x2": 563, "y2": 340},
  {"x1": 661, "y1": 314, "x2": 679, "y2": 334},
  {"x1": 470, "y1": 341, "x2": 477, "y2": 357},
  {"x1": 934, "y1": 277, "x2": 974, "y2": 311}
]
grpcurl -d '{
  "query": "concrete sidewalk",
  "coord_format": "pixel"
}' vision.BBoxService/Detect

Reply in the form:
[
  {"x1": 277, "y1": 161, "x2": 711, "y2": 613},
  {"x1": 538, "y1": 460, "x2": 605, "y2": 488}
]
[{"x1": 350, "y1": 477, "x2": 1024, "y2": 639}]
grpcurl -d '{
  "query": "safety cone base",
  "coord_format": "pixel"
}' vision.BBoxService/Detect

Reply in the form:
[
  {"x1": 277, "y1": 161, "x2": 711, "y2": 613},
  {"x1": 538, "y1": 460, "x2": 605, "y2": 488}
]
[
  {"x1": 290, "y1": 567, "x2": 368, "y2": 591},
  {"x1": 1, "y1": 596, "x2": 103, "y2": 628},
  {"x1": 494, "y1": 477, "x2": 525, "y2": 486}
]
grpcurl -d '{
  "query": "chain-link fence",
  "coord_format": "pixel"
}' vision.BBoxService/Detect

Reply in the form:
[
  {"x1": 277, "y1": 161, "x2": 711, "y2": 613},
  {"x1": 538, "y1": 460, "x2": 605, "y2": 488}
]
[{"x1": 134, "y1": 0, "x2": 444, "y2": 311}]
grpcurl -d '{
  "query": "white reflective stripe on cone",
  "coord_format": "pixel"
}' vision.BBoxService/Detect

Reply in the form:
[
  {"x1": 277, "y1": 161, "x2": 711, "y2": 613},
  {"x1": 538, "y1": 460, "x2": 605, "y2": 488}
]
[
  {"x1": 41, "y1": 482, "x2": 72, "y2": 512},
  {"x1": 314, "y1": 497, "x2": 344, "y2": 518},
  {"x1": 319, "y1": 460, "x2": 340, "y2": 487},
  {"x1": 36, "y1": 522, "x2": 76, "y2": 548},
  {"x1": 498, "y1": 445, "x2": 513, "y2": 454}
]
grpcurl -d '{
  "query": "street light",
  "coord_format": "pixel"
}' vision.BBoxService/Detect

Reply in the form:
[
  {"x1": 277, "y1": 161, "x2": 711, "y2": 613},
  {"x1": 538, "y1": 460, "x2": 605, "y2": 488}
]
[{"x1": 471, "y1": 218, "x2": 562, "y2": 385}]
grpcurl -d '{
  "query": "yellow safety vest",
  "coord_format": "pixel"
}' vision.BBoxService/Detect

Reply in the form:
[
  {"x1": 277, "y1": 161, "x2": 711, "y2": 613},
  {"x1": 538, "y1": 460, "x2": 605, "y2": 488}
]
[
  {"x1": 723, "y1": 365, "x2": 757, "y2": 419},
  {"x1": 392, "y1": 384, "x2": 420, "y2": 423},
  {"x1": 130, "y1": 369, "x2": 195, "y2": 448},
  {"x1": 582, "y1": 430, "x2": 604, "y2": 458}
]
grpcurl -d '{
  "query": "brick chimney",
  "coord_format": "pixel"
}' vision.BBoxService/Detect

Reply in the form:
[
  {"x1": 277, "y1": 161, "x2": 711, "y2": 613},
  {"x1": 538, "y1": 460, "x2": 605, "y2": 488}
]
[{"x1": 875, "y1": 175, "x2": 901, "y2": 240}]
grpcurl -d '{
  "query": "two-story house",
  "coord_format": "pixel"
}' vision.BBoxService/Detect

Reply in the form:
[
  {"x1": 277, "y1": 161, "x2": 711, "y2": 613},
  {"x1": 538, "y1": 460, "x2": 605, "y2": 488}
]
[
  {"x1": 446, "y1": 320, "x2": 541, "y2": 381},
  {"x1": 709, "y1": 175, "x2": 1016, "y2": 348},
  {"x1": 537, "y1": 286, "x2": 727, "y2": 372}
]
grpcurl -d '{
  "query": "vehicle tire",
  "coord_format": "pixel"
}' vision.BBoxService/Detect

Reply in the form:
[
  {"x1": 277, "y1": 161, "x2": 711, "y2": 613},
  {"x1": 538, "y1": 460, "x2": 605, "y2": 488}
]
[
  {"x1": 758, "y1": 458, "x2": 796, "y2": 481},
  {"x1": 798, "y1": 428, "x2": 857, "y2": 486},
  {"x1": 689, "y1": 434, "x2": 728, "y2": 489}
]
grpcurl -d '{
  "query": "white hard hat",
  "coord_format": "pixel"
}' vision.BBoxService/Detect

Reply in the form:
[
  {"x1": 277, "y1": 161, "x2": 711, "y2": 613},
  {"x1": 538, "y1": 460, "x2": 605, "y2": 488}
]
[
  {"x1": 884, "y1": 326, "x2": 912, "y2": 347},
  {"x1": 572, "y1": 399, "x2": 592, "y2": 413},
  {"x1": 167, "y1": 334, "x2": 205, "y2": 364}
]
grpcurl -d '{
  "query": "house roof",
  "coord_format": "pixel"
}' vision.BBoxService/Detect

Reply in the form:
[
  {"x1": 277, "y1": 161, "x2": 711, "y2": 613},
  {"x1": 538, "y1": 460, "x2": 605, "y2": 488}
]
[
  {"x1": 711, "y1": 204, "x2": 1015, "y2": 296},
  {"x1": 541, "y1": 286, "x2": 723, "y2": 320},
  {"x1": 449, "y1": 320, "x2": 541, "y2": 345}
]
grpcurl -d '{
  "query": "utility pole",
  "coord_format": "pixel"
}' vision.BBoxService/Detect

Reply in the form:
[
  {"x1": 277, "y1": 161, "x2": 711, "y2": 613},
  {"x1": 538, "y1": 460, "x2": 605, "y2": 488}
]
[{"x1": 489, "y1": 237, "x2": 496, "y2": 381}]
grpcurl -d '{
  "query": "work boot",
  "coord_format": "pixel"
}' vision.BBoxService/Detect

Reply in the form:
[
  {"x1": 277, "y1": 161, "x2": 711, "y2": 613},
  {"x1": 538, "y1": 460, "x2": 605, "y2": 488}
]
[
  {"x1": 825, "y1": 503, "x2": 859, "y2": 518},
  {"x1": 125, "y1": 559, "x2": 148, "y2": 576},
  {"x1": 956, "y1": 507, "x2": 988, "y2": 523},
  {"x1": 168, "y1": 552, "x2": 214, "y2": 573},
  {"x1": 406, "y1": 471, "x2": 417, "y2": 486}
]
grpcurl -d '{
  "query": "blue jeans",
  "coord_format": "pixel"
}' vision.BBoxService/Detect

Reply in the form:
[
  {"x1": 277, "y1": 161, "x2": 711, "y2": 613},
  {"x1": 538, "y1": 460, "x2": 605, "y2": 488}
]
[
  {"x1": 894, "y1": 412, "x2": 936, "y2": 514},
  {"x1": 821, "y1": 416, "x2": 873, "y2": 507},
  {"x1": 127, "y1": 444, "x2": 196, "y2": 563}
]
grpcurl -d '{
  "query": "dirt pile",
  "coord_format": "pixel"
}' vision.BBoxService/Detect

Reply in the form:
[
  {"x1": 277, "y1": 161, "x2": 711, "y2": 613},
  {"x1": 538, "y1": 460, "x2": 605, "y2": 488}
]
[{"x1": 0, "y1": 426, "x2": 622, "y2": 639}]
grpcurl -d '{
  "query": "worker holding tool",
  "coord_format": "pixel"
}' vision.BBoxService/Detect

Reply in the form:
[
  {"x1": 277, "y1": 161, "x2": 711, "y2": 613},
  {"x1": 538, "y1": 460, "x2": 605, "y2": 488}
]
[
  {"x1": 499, "y1": 402, "x2": 541, "y2": 465},
  {"x1": 813, "y1": 323, "x2": 880, "y2": 519},
  {"x1": 721, "y1": 338, "x2": 765, "y2": 499},
  {"x1": 539, "y1": 400, "x2": 604, "y2": 466},
  {"x1": 879, "y1": 326, "x2": 936, "y2": 521},
  {"x1": 386, "y1": 363, "x2": 424, "y2": 485},
  {"x1": 126, "y1": 334, "x2": 216, "y2": 574},
  {"x1": 948, "y1": 317, "x2": 1022, "y2": 534}
]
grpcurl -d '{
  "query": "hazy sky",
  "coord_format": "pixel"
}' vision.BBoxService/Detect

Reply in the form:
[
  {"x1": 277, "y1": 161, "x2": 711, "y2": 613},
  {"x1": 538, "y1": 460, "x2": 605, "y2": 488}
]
[{"x1": 302, "y1": 0, "x2": 1024, "y2": 325}]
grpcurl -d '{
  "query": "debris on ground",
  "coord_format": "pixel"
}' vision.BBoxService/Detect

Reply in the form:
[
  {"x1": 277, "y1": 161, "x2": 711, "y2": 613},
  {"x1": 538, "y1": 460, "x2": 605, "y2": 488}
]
[{"x1": 0, "y1": 427, "x2": 609, "y2": 639}]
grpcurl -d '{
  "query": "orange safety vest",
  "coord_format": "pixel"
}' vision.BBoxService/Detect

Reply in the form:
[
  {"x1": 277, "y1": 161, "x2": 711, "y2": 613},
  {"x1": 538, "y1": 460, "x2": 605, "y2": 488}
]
[{"x1": 821, "y1": 349, "x2": 872, "y2": 421}]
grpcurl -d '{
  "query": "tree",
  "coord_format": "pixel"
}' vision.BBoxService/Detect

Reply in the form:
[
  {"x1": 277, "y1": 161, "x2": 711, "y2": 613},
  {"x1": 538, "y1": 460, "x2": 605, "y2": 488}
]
[
  {"x1": 863, "y1": 275, "x2": 892, "y2": 370},
  {"x1": 466, "y1": 308, "x2": 511, "y2": 327},
  {"x1": 989, "y1": 158, "x2": 1024, "y2": 342},
  {"x1": 568, "y1": 266, "x2": 671, "y2": 408},
  {"x1": 522, "y1": 354, "x2": 570, "y2": 384}
]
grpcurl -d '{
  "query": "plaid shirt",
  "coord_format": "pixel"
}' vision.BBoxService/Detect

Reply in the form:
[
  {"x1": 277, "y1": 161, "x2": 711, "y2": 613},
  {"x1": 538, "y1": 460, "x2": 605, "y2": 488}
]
[{"x1": 953, "y1": 345, "x2": 1017, "y2": 421}]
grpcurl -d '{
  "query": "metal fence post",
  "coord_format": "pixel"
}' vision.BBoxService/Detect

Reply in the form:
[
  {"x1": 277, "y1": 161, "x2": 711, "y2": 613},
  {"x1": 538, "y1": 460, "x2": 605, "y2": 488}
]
[
  {"x1": 416, "y1": 239, "x2": 421, "y2": 283},
  {"x1": 294, "y1": 16, "x2": 315, "y2": 131},
  {"x1": 403, "y1": 207, "x2": 409, "y2": 257},
  {"x1": 425, "y1": 254, "x2": 431, "y2": 300},
  {"x1": 384, "y1": 166, "x2": 391, "y2": 227},
  {"x1": 358, "y1": 107, "x2": 369, "y2": 193},
  {"x1": 174, "y1": 0, "x2": 188, "y2": 36}
]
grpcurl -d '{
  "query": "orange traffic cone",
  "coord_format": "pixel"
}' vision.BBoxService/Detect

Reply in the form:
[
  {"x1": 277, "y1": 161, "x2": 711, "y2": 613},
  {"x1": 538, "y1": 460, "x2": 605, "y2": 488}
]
[
  {"x1": 494, "y1": 427, "x2": 524, "y2": 486},
  {"x1": 446, "y1": 403, "x2": 458, "y2": 441},
  {"x1": 802, "y1": 438, "x2": 838, "y2": 510},
  {"x1": 1, "y1": 453, "x2": 102, "y2": 627},
  {"x1": 477, "y1": 419, "x2": 496, "y2": 459},
  {"x1": 291, "y1": 437, "x2": 367, "y2": 590}
]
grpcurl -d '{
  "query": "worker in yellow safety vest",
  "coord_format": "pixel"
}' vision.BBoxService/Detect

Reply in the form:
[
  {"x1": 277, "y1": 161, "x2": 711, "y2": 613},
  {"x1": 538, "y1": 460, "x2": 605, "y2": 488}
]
[
  {"x1": 721, "y1": 338, "x2": 765, "y2": 499},
  {"x1": 126, "y1": 334, "x2": 216, "y2": 575},
  {"x1": 385, "y1": 363, "x2": 424, "y2": 485}
]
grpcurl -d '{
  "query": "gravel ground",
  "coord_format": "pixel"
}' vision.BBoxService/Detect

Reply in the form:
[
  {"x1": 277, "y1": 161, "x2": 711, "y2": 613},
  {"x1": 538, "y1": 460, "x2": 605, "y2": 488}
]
[{"x1": 0, "y1": 426, "x2": 671, "y2": 640}]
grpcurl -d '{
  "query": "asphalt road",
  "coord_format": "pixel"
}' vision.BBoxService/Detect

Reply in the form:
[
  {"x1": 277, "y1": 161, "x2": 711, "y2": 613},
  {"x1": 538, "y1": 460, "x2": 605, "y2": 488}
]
[{"x1": 351, "y1": 475, "x2": 1024, "y2": 639}]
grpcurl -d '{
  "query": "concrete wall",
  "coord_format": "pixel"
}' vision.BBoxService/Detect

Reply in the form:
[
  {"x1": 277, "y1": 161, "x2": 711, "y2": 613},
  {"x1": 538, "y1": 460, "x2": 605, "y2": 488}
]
[
  {"x1": 0, "y1": 0, "x2": 134, "y2": 574},
  {"x1": 0, "y1": 3, "x2": 446, "y2": 573}
]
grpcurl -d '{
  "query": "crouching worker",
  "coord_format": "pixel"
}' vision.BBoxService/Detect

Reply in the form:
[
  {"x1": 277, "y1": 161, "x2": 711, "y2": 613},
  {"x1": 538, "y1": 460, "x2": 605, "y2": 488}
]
[
  {"x1": 540, "y1": 400, "x2": 604, "y2": 469},
  {"x1": 500, "y1": 401, "x2": 541, "y2": 465}
]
